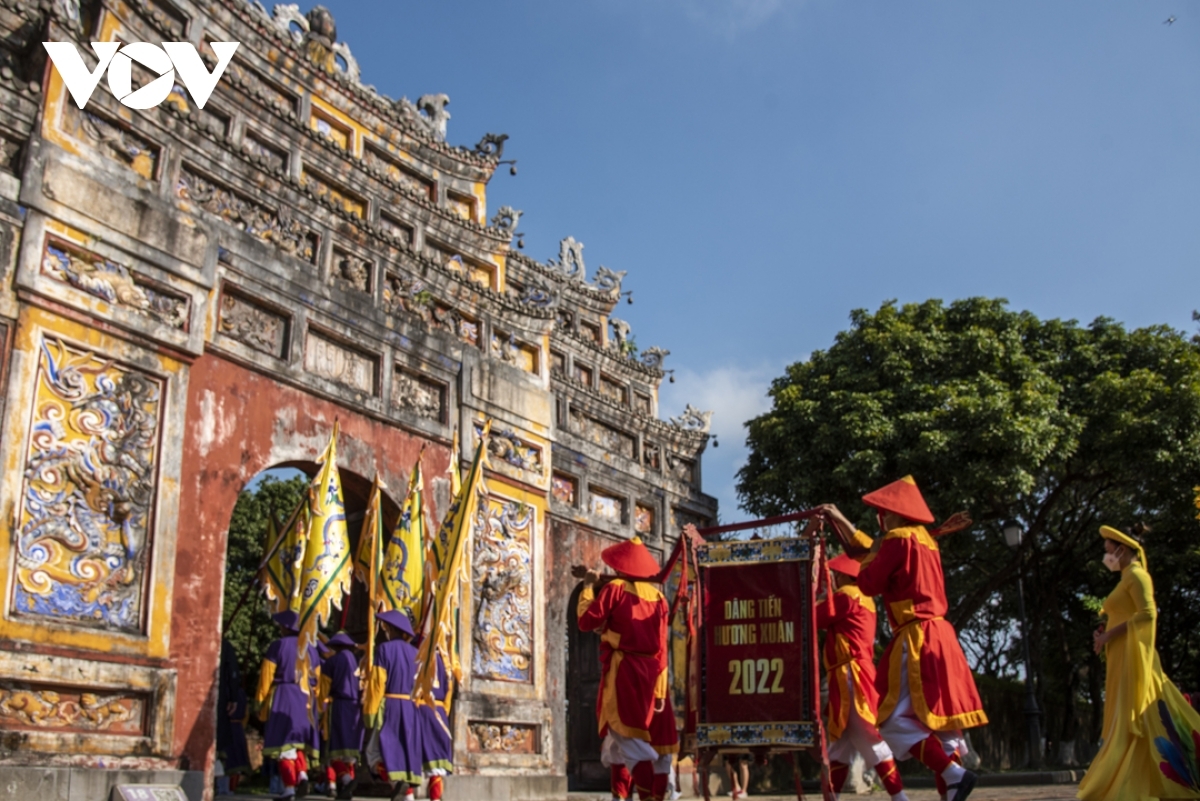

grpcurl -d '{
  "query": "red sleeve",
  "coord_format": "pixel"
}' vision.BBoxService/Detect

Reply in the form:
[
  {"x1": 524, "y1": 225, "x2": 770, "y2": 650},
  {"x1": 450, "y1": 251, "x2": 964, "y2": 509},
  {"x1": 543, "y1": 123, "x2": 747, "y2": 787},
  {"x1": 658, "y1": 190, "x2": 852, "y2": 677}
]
[
  {"x1": 577, "y1": 581, "x2": 620, "y2": 633},
  {"x1": 857, "y1": 537, "x2": 904, "y2": 597}
]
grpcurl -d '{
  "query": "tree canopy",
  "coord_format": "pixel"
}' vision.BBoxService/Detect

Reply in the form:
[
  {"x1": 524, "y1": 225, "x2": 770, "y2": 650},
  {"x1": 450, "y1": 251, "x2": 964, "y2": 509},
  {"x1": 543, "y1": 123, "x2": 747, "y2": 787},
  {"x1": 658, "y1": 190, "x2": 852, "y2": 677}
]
[
  {"x1": 737, "y1": 298, "x2": 1200, "y2": 760},
  {"x1": 221, "y1": 473, "x2": 309, "y2": 694}
]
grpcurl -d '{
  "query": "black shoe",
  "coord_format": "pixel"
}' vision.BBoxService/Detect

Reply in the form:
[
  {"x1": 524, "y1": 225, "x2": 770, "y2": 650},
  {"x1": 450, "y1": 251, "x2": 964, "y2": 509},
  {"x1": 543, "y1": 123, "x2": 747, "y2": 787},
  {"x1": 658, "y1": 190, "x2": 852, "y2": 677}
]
[
  {"x1": 336, "y1": 777, "x2": 358, "y2": 800},
  {"x1": 947, "y1": 769, "x2": 978, "y2": 801},
  {"x1": 296, "y1": 779, "x2": 310, "y2": 799}
]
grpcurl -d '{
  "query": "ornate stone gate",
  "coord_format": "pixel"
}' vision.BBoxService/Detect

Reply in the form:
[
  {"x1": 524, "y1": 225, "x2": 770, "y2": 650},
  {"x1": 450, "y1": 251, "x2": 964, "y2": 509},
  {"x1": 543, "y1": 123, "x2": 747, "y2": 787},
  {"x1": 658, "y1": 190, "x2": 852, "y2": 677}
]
[{"x1": 0, "y1": 1, "x2": 717, "y2": 798}]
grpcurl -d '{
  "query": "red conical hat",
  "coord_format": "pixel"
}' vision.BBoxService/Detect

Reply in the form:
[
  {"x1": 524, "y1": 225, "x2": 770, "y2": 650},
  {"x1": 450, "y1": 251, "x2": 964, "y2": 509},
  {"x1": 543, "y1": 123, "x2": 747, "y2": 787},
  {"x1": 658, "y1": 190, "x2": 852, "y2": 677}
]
[
  {"x1": 601, "y1": 535, "x2": 660, "y2": 579},
  {"x1": 828, "y1": 553, "x2": 861, "y2": 578},
  {"x1": 862, "y1": 475, "x2": 935, "y2": 524}
]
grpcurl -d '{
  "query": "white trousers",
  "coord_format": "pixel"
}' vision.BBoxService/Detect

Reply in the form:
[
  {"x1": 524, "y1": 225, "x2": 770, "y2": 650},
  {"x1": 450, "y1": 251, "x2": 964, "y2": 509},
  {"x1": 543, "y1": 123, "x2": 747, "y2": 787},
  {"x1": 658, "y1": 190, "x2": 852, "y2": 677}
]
[
  {"x1": 601, "y1": 730, "x2": 673, "y2": 774},
  {"x1": 827, "y1": 677, "x2": 894, "y2": 767},
  {"x1": 878, "y1": 642, "x2": 967, "y2": 761}
]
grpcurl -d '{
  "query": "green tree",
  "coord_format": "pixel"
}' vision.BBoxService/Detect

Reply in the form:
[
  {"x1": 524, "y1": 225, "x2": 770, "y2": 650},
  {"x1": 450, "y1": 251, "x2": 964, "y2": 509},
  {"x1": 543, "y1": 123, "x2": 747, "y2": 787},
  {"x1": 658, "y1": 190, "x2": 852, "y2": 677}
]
[
  {"x1": 221, "y1": 474, "x2": 309, "y2": 696},
  {"x1": 737, "y1": 298, "x2": 1200, "y2": 763}
]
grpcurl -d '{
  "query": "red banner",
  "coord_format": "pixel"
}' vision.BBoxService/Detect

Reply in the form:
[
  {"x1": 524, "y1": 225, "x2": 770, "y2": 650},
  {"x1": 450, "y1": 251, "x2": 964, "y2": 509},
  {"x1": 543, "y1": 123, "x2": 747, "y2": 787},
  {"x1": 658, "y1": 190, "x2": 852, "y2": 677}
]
[{"x1": 702, "y1": 560, "x2": 806, "y2": 724}]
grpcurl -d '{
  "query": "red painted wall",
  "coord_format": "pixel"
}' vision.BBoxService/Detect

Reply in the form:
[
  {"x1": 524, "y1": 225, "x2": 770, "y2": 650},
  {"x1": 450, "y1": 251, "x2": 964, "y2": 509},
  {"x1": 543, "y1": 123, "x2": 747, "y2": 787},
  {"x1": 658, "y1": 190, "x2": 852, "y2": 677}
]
[{"x1": 169, "y1": 353, "x2": 450, "y2": 769}]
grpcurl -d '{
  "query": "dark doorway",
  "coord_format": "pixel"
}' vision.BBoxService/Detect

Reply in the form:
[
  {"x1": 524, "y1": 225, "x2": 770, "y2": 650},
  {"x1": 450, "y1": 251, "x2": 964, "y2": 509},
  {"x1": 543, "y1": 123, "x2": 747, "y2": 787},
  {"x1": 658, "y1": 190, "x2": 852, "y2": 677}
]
[{"x1": 567, "y1": 582, "x2": 607, "y2": 791}]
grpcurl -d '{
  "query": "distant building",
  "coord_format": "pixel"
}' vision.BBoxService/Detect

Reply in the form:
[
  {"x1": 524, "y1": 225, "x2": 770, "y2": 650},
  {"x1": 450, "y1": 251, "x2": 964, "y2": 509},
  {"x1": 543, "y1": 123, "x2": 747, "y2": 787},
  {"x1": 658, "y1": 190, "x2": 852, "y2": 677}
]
[{"x1": 0, "y1": 2, "x2": 715, "y2": 798}]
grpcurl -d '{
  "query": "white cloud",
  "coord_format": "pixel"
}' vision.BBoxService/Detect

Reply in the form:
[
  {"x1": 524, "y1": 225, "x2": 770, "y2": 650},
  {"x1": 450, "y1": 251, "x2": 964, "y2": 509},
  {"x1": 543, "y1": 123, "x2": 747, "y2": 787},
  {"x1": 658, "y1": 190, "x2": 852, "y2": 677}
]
[
  {"x1": 673, "y1": 0, "x2": 800, "y2": 37},
  {"x1": 659, "y1": 362, "x2": 780, "y2": 520}
]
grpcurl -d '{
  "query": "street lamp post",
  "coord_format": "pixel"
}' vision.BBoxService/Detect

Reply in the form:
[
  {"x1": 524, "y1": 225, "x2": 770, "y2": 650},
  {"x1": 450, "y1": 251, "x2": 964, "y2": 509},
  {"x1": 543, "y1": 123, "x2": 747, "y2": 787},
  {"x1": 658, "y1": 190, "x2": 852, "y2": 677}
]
[{"x1": 1003, "y1": 520, "x2": 1044, "y2": 769}]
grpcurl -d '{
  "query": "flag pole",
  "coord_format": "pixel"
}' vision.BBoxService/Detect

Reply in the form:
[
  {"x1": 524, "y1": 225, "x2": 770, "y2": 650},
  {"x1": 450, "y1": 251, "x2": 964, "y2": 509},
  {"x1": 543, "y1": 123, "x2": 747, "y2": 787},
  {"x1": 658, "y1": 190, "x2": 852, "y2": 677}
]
[{"x1": 224, "y1": 493, "x2": 308, "y2": 628}]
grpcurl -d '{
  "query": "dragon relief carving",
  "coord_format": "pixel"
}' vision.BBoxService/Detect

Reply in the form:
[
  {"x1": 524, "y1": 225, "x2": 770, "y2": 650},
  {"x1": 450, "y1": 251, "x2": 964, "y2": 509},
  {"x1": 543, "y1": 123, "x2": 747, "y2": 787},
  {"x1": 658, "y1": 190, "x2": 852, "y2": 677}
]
[
  {"x1": 42, "y1": 242, "x2": 188, "y2": 330},
  {"x1": 640, "y1": 346, "x2": 670, "y2": 370},
  {"x1": 13, "y1": 339, "x2": 164, "y2": 632},
  {"x1": 546, "y1": 238, "x2": 628, "y2": 294},
  {"x1": 491, "y1": 205, "x2": 522, "y2": 233},
  {"x1": 473, "y1": 133, "x2": 508, "y2": 159},
  {"x1": 472, "y1": 500, "x2": 534, "y2": 683},
  {"x1": 669, "y1": 404, "x2": 713, "y2": 434}
]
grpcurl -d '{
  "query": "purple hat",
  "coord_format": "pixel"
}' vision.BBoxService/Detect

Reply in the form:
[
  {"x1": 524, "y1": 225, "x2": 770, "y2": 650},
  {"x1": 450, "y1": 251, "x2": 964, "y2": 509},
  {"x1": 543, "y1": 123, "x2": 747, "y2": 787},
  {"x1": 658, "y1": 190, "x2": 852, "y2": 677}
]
[
  {"x1": 272, "y1": 610, "x2": 299, "y2": 633},
  {"x1": 327, "y1": 631, "x2": 356, "y2": 649},
  {"x1": 377, "y1": 609, "x2": 414, "y2": 637}
]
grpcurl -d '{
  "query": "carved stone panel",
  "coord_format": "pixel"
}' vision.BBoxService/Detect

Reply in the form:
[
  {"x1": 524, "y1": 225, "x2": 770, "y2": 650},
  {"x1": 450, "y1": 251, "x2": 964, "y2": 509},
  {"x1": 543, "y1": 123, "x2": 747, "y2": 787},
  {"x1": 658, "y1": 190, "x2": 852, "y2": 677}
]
[
  {"x1": 392, "y1": 368, "x2": 443, "y2": 422},
  {"x1": 599, "y1": 375, "x2": 627, "y2": 405},
  {"x1": 12, "y1": 338, "x2": 164, "y2": 632},
  {"x1": 304, "y1": 331, "x2": 377, "y2": 395},
  {"x1": 590, "y1": 489, "x2": 624, "y2": 524},
  {"x1": 643, "y1": 443, "x2": 661, "y2": 471},
  {"x1": 60, "y1": 105, "x2": 160, "y2": 180},
  {"x1": 378, "y1": 212, "x2": 413, "y2": 245},
  {"x1": 472, "y1": 499, "x2": 534, "y2": 684},
  {"x1": 364, "y1": 145, "x2": 434, "y2": 201},
  {"x1": 570, "y1": 409, "x2": 635, "y2": 460},
  {"x1": 243, "y1": 130, "x2": 288, "y2": 172},
  {"x1": 0, "y1": 682, "x2": 147, "y2": 735},
  {"x1": 478, "y1": 426, "x2": 543, "y2": 476},
  {"x1": 667, "y1": 454, "x2": 696, "y2": 484},
  {"x1": 331, "y1": 249, "x2": 371, "y2": 294},
  {"x1": 177, "y1": 166, "x2": 317, "y2": 262},
  {"x1": 302, "y1": 168, "x2": 364, "y2": 219},
  {"x1": 42, "y1": 238, "x2": 189, "y2": 330},
  {"x1": 635, "y1": 504, "x2": 655, "y2": 536},
  {"x1": 446, "y1": 191, "x2": 475, "y2": 222},
  {"x1": 219, "y1": 291, "x2": 288, "y2": 358},
  {"x1": 551, "y1": 473, "x2": 576, "y2": 506},
  {"x1": 467, "y1": 721, "x2": 539, "y2": 754}
]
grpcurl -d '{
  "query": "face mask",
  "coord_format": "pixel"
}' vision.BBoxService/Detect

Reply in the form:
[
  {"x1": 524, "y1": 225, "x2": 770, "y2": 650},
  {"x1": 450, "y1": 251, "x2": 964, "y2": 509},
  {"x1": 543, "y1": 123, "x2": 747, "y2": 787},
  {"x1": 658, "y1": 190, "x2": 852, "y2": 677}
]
[{"x1": 1102, "y1": 551, "x2": 1122, "y2": 572}]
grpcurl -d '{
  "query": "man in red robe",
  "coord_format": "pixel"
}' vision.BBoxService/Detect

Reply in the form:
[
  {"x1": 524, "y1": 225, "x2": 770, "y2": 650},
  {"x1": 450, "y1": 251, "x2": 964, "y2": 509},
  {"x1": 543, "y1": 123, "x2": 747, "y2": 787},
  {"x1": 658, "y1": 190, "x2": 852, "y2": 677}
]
[
  {"x1": 575, "y1": 536, "x2": 678, "y2": 801},
  {"x1": 818, "y1": 554, "x2": 908, "y2": 801},
  {"x1": 820, "y1": 476, "x2": 985, "y2": 801}
]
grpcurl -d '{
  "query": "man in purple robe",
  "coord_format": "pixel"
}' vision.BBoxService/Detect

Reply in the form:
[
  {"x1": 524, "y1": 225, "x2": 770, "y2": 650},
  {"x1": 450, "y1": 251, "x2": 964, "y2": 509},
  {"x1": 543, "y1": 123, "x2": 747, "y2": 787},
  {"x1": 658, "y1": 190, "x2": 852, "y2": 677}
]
[
  {"x1": 419, "y1": 651, "x2": 454, "y2": 800},
  {"x1": 319, "y1": 631, "x2": 364, "y2": 800},
  {"x1": 255, "y1": 610, "x2": 320, "y2": 801},
  {"x1": 364, "y1": 610, "x2": 423, "y2": 801}
]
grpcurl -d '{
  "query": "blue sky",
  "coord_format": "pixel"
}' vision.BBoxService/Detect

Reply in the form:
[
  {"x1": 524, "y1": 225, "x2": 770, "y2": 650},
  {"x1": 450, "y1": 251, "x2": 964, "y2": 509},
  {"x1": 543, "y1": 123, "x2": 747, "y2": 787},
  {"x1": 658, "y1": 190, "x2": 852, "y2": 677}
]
[{"x1": 312, "y1": 0, "x2": 1200, "y2": 518}]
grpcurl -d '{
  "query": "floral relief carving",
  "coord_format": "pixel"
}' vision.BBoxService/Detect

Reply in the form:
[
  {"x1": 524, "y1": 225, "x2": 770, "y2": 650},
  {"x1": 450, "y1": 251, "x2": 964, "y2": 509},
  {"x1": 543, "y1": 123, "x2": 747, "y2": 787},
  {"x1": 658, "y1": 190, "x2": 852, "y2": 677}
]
[
  {"x1": 42, "y1": 241, "x2": 188, "y2": 330},
  {"x1": 176, "y1": 167, "x2": 317, "y2": 262},
  {"x1": 332, "y1": 251, "x2": 371, "y2": 294},
  {"x1": 13, "y1": 338, "x2": 164, "y2": 631},
  {"x1": 472, "y1": 500, "x2": 534, "y2": 683},
  {"x1": 219, "y1": 293, "x2": 287, "y2": 357}
]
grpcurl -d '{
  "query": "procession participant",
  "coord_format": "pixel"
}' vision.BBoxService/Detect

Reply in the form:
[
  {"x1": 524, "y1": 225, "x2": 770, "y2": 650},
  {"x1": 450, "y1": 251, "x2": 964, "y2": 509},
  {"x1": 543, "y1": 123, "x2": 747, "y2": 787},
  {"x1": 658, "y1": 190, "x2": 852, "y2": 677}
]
[
  {"x1": 574, "y1": 535, "x2": 677, "y2": 801},
  {"x1": 1077, "y1": 525, "x2": 1200, "y2": 801},
  {"x1": 817, "y1": 554, "x2": 909, "y2": 801},
  {"x1": 255, "y1": 611, "x2": 320, "y2": 801},
  {"x1": 363, "y1": 609, "x2": 423, "y2": 801},
  {"x1": 818, "y1": 476, "x2": 985, "y2": 801},
  {"x1": 216, "y1": 639, "x2": 251, "y2": 796},
  {"x1": 318, "y1": 632, "x2": 363, "y2": 800},
  {"x1": 418, "y1": 651, "x2": 454, "y2": 801}
]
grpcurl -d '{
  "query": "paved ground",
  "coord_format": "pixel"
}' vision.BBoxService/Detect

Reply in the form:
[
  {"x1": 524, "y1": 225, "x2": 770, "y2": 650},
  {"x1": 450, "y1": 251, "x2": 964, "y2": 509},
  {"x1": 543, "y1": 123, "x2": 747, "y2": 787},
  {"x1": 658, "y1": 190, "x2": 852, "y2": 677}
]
[{"x1": 567, "y1": 789, "x2": 1079, "y2": 801}]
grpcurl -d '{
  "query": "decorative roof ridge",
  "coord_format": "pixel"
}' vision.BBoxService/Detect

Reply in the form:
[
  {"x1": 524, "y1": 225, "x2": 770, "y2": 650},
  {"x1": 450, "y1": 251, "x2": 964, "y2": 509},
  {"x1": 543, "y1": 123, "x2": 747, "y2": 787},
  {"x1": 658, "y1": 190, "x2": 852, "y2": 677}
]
[
  {"x1": 504, "y1": 249, "x2": 621, "y2": 306},
  {"x1": 167, "y1": 68, "x2": 509, "y2": 246},
  {"x1": 552, "y1": 326, "x2": 664, "y2": 378},
  {"x1": 168, "y1": 105, "x2": 552, "y2": 323},
  {"x1": 225, "y1": 0, "x2": 499, "y2": 172},
  {"x1": 551, "y1": 373, "x2": 707, "y2": 447}
]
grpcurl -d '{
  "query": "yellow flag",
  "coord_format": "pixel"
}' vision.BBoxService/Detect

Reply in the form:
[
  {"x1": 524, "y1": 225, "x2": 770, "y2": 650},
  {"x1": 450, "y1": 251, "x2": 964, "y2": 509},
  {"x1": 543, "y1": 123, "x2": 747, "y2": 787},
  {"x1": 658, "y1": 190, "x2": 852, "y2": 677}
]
[
  {"x1": 449, "y1": 428, "x2": 462, "y2": 498},
  {"x1": 414, "y1": 422, "x2": 490, "y2": 708},
  {"x1": 380, "y1": 452, "x2": 426, "y2": 622},
  {"x1": 296, "y1": 420, "x2": 352, "y2": 660},
  {"x1": 354, "y1": 475, "x2": 385, "y2": 672},
  {"x1": 262, "y1": 505, "x2": 307, "y2": 614}
]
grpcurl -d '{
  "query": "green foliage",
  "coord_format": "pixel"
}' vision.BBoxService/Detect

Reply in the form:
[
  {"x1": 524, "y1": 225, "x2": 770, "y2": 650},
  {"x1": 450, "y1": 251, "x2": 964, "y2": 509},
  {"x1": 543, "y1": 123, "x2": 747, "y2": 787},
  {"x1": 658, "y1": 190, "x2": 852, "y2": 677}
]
[
  {"x1": 738, "y1": 298, "x2": 1200, "y2": 755},
  {"x1": 221, "y1": 474, "x2": 309, "y2": 693}
]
